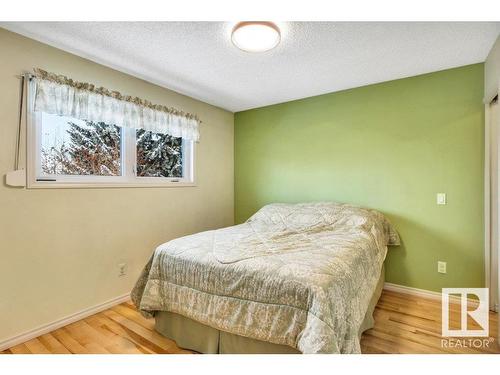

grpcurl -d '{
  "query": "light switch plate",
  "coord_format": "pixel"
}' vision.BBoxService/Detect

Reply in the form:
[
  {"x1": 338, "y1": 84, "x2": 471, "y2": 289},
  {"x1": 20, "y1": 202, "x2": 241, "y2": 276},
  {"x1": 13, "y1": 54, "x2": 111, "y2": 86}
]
[
  {"x1": 438, "y1": 261, "x2": 447, "y2": 274},
  {"x1": 437, "y1": 193, "x2": 446, "y2": 205}
]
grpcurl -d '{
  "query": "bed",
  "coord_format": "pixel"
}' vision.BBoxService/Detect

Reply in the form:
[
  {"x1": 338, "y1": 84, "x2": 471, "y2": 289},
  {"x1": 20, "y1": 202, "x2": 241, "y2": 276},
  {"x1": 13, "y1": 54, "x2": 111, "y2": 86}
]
[{"x1": 132, "y1": 202, "x2": 400, "y2": 354}]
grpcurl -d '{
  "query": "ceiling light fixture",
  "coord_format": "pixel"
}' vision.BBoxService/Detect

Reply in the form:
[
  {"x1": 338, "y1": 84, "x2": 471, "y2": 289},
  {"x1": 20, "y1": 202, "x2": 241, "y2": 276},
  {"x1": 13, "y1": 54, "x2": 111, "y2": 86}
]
[{"x1": 231, "y1": 21, "x2": 281, "y2": 52}]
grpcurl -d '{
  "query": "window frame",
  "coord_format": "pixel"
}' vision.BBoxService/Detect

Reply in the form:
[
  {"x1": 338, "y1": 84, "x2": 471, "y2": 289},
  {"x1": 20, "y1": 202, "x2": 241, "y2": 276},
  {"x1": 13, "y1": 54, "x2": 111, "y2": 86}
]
[{"x1": 26, "y1": 79, "x2": 195, "y2": 189}]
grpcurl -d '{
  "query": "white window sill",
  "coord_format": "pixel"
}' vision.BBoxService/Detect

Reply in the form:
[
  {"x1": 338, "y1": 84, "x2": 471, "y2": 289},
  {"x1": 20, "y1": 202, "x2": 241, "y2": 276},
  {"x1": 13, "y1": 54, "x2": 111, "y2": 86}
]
[{"x1": 27, "y1": 181, "x2": 197, "y2": 189}]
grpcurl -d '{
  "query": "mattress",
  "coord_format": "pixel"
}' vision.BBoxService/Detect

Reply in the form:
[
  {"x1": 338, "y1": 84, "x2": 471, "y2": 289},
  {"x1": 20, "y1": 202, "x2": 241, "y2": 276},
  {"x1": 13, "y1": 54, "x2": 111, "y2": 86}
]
[{"x1": 132, "y1": 202, "x2": 399, "y2": 353}]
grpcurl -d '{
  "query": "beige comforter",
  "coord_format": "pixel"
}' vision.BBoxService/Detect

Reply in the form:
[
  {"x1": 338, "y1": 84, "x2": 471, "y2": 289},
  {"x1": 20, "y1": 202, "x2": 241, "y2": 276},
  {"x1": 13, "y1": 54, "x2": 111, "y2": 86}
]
[{"x1": 132, "y1": 202, "x2": 399, "y2": 353}]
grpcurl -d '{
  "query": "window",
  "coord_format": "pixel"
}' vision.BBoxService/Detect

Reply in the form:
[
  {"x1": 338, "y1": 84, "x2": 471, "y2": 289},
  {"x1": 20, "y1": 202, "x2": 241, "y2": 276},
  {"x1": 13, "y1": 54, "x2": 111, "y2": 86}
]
[{"x1": 28, "y1": 109, "x2": 194, "y2": 188}]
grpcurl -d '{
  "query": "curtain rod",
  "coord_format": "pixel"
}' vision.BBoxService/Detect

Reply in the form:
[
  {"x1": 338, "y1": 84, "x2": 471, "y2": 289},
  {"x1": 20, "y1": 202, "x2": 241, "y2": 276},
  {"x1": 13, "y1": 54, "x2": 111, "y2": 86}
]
[{"x1": 16, "y1": 73, "x2": 34, "y2": 80}]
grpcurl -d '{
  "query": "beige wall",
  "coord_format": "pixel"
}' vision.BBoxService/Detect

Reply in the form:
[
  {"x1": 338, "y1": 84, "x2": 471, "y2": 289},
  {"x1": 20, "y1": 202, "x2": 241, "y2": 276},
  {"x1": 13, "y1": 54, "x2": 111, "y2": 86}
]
[
  {"x1": 0, "y1": 28, "x2": 234, "y2": 342},
  {"x1": 485, "y1": 35, "x2": 500, "y2": 101}
]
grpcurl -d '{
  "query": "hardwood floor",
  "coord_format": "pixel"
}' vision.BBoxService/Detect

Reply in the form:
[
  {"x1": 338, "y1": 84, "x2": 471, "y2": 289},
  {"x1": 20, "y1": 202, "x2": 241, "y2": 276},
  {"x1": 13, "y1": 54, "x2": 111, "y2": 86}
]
[
  {"x1": 361, "y1": 290, "x2": 498, "y2": 354},
  {"x1": 2, "y1": 290, "x2": 498, "y2": 354}
]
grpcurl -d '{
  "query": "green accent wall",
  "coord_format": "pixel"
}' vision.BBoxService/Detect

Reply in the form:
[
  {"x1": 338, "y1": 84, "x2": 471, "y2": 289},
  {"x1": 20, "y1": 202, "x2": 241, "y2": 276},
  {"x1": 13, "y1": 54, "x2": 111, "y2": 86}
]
[{"x1": 234, "y1": 64, "x2": 485, "y2": 292}]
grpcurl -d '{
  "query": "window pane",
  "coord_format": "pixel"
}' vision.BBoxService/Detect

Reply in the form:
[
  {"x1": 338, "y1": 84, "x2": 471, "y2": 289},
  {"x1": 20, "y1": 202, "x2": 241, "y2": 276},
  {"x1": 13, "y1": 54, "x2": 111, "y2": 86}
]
[
  {"x1": 40, "y1": 113, "x2": 122, "y2": 176},
  {"x1": 136, "y1": 129, "x2": 183, "y2": 178}
]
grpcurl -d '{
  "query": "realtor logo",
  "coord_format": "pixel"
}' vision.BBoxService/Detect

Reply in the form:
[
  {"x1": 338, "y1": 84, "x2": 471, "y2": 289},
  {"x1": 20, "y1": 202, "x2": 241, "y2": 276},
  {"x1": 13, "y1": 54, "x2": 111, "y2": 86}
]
[{"x1": 441, "y1": 288, "x2": 489, "y2": 337}]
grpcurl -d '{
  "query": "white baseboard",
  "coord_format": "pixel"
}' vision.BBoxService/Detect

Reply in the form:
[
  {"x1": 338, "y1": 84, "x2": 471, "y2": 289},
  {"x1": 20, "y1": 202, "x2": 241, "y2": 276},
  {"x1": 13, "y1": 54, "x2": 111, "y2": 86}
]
[
  {"x1": 384, "y1": 282, "x2": 479, "y2": 307},
  {"x1": 0, "y1": 293, "x2": 130, "y2": 352}
]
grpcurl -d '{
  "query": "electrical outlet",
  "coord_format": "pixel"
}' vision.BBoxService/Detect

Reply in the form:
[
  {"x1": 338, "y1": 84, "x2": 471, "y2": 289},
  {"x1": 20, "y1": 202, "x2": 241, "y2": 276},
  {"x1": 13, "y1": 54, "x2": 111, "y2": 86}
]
[
  {"x1": 118, "y1": 263, "x2": 127, "y2": 277},
  {"x1": 437, "y1": 261, "x2": 446, "y2": 274},
  {"x1": 437, "y1": 193, "x2": 447, "y2": 205}
]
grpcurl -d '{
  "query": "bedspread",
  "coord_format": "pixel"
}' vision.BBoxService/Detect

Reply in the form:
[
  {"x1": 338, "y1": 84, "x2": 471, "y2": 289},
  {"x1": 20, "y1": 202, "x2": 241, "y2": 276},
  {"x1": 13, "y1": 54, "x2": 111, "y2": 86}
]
[{"x1": 132, "y1": 202, "x2": 399, "y2": 353}]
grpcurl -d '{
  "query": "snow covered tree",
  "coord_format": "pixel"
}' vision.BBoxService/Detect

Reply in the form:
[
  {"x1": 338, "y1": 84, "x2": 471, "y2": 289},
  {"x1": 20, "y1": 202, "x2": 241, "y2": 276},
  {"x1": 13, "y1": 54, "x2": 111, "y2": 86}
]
[
  {"x1": 61, "y1": 121, "x2": 121, "y2": 175},
  {"x1": 40, "y1": 119, "x2": 183, "y2": 177},
  {"x1": 41, "y1": 146, "x2": 66, "y2": 175},
  {"x1": 136, "y1": 129, "x2": 182, "y2": 177},
  {"x1": 41, "y1": 120, "x2": 121, "y2": 175}
]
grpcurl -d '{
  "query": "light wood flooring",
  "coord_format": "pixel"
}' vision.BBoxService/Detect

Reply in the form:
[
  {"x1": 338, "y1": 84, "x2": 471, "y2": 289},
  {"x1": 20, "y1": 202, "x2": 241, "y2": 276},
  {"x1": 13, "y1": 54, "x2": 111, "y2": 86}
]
[{"x1": 2, "y1": 290, "x2": 498, "y2": 354}]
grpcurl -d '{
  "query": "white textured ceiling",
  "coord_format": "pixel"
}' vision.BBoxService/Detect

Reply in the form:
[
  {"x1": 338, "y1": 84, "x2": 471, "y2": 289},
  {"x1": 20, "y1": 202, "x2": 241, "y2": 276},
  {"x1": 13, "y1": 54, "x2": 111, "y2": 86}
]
[{"x1": 2, "y1": 22, "x2": 499, "y2": 112}]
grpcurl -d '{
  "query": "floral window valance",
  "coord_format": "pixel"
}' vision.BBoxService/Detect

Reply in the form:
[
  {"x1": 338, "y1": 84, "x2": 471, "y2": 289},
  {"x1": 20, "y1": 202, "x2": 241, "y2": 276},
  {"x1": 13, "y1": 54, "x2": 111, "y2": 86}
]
[{"x1": 32, "y1": 68, "x2": 201, "y2": 142}]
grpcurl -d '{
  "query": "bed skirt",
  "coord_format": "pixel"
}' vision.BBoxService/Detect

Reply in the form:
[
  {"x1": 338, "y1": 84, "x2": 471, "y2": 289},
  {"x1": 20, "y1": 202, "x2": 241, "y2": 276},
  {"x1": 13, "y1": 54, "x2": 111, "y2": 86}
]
[{"x1": 155, "y1": 265, "x2": 385, "y2": 354}]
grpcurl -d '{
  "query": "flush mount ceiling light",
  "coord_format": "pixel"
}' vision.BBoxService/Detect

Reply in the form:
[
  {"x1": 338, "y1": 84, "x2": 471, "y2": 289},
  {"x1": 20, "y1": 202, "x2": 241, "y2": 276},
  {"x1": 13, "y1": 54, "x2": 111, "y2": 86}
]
[{"x1": 231, "y1": 21, "x2": 281, "y2": 52}]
